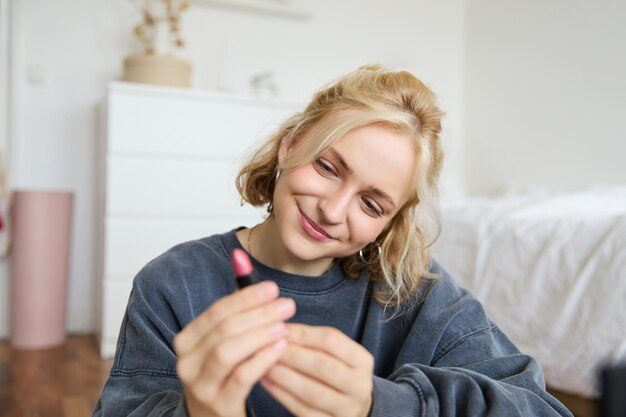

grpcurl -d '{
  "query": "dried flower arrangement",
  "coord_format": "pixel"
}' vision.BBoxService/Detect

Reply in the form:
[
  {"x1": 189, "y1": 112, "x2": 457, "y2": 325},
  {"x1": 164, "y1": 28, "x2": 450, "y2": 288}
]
[{"x1": 130, "y1": 0, "x2": 190, "y2": 54}]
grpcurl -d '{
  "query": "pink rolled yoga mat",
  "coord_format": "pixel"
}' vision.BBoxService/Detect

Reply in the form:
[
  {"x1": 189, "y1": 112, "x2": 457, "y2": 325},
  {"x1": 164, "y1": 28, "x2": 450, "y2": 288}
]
[{"x1": 10, "y1": 190, "x2": 74, "y2": 349}]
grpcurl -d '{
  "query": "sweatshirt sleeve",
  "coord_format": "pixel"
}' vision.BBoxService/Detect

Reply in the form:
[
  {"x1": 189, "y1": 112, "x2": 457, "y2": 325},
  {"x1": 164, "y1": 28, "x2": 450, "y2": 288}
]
[
  {"x1": 369, "y1": 327, "x2": 573, "y2": 416},
  {"x1": 91, "y1": 271, "x2": 189, "y2": 417},
  {"x1": 368, "y1": 265, "x2": 573, "y2": 417},
  {"x1": 91, "y1": 241, "x2": 226, "y2": 417},
  {"x1": 93, "y1": 241, "x2": 235, "y2": 417}
]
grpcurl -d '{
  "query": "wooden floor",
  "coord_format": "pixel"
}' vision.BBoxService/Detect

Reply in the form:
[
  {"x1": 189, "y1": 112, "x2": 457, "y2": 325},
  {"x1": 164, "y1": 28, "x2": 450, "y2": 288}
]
[
  {"x1": 548, "y1": 387, "x2": 599, "y2": 417},
  {"x1": 0, "y1": 334, "x2": 598, "y2": 417},
  {"x1": 0, "y1": 335, "x2": 113, "y2": 417}
]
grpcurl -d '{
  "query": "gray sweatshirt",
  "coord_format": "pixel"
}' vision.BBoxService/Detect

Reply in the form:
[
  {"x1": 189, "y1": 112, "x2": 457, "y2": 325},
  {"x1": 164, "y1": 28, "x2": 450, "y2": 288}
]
[{"x1": 92, "y1": 229, "x2": 572, "y2": 417}]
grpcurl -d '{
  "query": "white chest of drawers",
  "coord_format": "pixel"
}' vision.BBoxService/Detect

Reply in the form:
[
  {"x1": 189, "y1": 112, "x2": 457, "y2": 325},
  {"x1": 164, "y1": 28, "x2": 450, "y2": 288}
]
[{"x1": 96, "y1": 82, "x2": 301, "y2": 358}]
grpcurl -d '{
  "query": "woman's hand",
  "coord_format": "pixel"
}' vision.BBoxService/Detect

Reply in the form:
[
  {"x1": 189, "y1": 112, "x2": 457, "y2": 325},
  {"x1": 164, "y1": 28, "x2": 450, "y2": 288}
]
[
  {"x1": 261, "y1": 323, "x2": 374, "y2": 417},
  {"x1": 174, "y1": 281, "x2": 296, "y2": 417}
]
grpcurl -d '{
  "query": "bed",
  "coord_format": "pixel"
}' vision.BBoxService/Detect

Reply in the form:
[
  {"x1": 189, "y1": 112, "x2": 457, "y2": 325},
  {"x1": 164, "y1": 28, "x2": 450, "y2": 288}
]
[{"x1": 433, "y1": 185, "x2": 626, "y2": 402}]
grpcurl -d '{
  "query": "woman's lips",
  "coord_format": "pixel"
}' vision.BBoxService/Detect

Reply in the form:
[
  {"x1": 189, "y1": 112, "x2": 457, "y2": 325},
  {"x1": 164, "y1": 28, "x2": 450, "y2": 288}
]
[{"x1": 298, "y1": 210, "x2": 333, "y2": 241}]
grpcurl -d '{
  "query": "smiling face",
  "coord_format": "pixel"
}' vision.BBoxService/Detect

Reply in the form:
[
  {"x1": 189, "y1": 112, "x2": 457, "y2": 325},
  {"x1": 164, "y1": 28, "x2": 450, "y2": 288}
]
[{"x1": 258, "y1": 123, "x2": 418, "y2": 275}]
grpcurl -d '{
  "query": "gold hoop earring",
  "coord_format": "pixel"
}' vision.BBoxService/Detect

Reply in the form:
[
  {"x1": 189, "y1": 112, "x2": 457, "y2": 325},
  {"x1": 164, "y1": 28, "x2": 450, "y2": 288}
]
[
  {"x1": 359, "y1": 242, "x2": 382, "y2": 264},
  {"x1": 276, "y1": 169, "x2": 282, "y2": 181}
]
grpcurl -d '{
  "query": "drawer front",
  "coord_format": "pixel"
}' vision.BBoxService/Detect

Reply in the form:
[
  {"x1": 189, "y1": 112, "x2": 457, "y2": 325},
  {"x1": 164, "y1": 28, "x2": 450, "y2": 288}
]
[
  {"x1": 108, "y1": 91, "x2": 298, "y2": 158},
  {"x1": 103, "y1": 215, "x2": 263, "y2": 278},
  {"x1": 106, "y1": 154, "x2": 263, "y2": 216}
]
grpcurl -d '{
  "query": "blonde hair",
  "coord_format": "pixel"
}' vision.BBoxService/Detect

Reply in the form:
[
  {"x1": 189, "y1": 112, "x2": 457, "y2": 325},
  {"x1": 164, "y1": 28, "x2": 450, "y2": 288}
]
[{"x1": 236, "y1": 64, "x2": 444, "y2": 311}]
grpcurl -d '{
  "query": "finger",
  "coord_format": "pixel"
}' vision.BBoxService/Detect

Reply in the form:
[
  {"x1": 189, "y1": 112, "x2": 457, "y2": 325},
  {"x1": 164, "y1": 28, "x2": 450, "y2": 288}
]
[
  {"x1": 178, "y1": 320, "x2": 288, "y2": 386},
  {"x1": 177, "y1": 297, "x2": 295, "y2": 382},
  {"x1": 286, "y1": 324, "x2": 372, "y2": 369},
  {"x1": 207, "y1": 297, "x2": 296, "y2": 349},
  {"x1": 262, "y1": 378, "x2": 329, "y2": 417},
  {"x1": 262, "y1": 364, "x2": 340, "y2": 416},
  {"x1": 220, "y1": 338, "x2": 289, "y2": 404},
  {"x1": 174, "y1": 281, "x2": 279, "y2": 356},
  {"x1": 183, "y1": 336, "x2": 289, "y2": 417},
  {"x1": 278, "y1": 343, "x2": 359, "y2": 396}
]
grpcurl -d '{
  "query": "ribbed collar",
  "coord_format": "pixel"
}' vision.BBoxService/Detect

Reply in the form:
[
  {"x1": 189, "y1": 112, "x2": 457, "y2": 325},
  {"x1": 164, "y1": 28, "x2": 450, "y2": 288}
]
[{"x1": 219, "y1": 228, "x2": 348, "y2": 294}]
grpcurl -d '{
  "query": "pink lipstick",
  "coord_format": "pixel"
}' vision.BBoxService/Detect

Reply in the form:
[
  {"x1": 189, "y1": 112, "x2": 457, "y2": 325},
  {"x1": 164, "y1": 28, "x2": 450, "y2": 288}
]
[
  {"x1": 298, "y1": 210, "x2": 333, "y2": 241},
  {"x1": 231, "y1": 248, "x2": 260, "y2": 288}
]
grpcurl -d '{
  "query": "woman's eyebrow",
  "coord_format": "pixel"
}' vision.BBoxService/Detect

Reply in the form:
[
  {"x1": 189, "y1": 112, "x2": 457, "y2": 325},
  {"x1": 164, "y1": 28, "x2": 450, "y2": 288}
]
[
  {"x1": 328, "y1": 148, "x2": 352, "y2": 173},
  {"x1": 327, "y1": 147, "x2": 397, "y2": 210},
  {"x1": 369, "y1": 186, "x2": 397, "y2": 211}
]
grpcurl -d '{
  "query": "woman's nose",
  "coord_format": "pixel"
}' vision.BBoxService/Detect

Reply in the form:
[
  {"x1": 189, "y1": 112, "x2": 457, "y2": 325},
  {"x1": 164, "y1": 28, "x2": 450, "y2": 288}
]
[{"x1": 319, "y1": 187, "x2": 352, "y2": 224}]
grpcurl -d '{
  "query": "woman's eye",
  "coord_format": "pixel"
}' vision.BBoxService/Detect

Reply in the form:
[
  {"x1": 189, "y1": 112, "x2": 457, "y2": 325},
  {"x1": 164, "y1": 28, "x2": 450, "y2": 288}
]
[
  {"x1": 362, "y1": 197, "x2": 383, "y2": 217},
  {"x1": 314, "y1": 159, "x2": 337, "y2": 176}
]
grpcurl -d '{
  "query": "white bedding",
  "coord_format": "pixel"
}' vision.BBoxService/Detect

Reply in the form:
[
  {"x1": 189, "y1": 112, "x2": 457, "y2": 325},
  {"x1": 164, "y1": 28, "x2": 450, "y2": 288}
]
[{"x1": 434, "y1": 186, "x2": 626, "y2": 398}]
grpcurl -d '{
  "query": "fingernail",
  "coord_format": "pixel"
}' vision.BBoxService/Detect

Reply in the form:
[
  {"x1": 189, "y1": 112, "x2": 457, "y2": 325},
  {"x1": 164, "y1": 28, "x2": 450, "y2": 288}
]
[
  {"x1": 269, "y1": 323, "x2": 287, "y2": 335},
  {"x1": 258, "y1": 281, "x2": 278, "y2": 298},
  {"x1": 276, "y1": 298, "x2": 294, "y2": 315},
  {"x1": 272, "y1": 339, "x2": 287, "y2": 351}
]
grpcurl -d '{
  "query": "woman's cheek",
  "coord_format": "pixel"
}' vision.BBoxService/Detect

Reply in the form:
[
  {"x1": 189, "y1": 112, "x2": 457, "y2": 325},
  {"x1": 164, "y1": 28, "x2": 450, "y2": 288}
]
[
  {"x1": 290, "y1": 167, "x2": 332, "y2": 195},
  {"x1": 351, "y1": 217, "x2": 387, "y2": 246}
]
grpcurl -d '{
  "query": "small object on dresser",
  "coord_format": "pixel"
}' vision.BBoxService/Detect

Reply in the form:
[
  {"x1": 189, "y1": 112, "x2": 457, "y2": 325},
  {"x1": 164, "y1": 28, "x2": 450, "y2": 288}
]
[
  {"x1": 123, "y1": 53, "x2": 191, "y2": 88},
  {"x1": 122, "y1": 0, "x2": 192, "y2": 88}
]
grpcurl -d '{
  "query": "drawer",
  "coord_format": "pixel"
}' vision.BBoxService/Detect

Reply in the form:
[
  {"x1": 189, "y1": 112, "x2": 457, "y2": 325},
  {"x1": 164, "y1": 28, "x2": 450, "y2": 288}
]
[
  {"x1": 103, "y1": 215, "x2": 263, "y2": 277},
  {"x1": 107, "y1": 87, "x2": 299, "y2": 158},
  {"x1": 105, "y1": 154, "x2": 262, "y2": 216}
]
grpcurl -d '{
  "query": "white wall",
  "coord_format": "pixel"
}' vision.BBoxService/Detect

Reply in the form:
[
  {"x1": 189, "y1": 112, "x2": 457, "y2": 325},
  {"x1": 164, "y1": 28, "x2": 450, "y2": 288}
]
[
  {"x1": 1, "y1": 0, "x2": 467, "y2": 337},
  {"x1": 0, "y1": 0, "x2": 12, "y2": 339},
  {"x1": 464, "y1": 0, "x2": 626, "y2": 195}
]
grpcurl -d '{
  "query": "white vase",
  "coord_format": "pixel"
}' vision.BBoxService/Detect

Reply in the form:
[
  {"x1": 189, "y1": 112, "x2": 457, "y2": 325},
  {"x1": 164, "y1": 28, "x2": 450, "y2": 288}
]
[{"x1": 153, "y1": 21, "x2": 171, "y2": 55}]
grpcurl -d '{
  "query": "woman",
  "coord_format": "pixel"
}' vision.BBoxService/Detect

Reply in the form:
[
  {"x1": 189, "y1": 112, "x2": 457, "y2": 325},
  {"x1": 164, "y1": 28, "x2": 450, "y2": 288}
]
[{"x1": 93, "y1": 65, "x2": 572, "y2": 417}]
